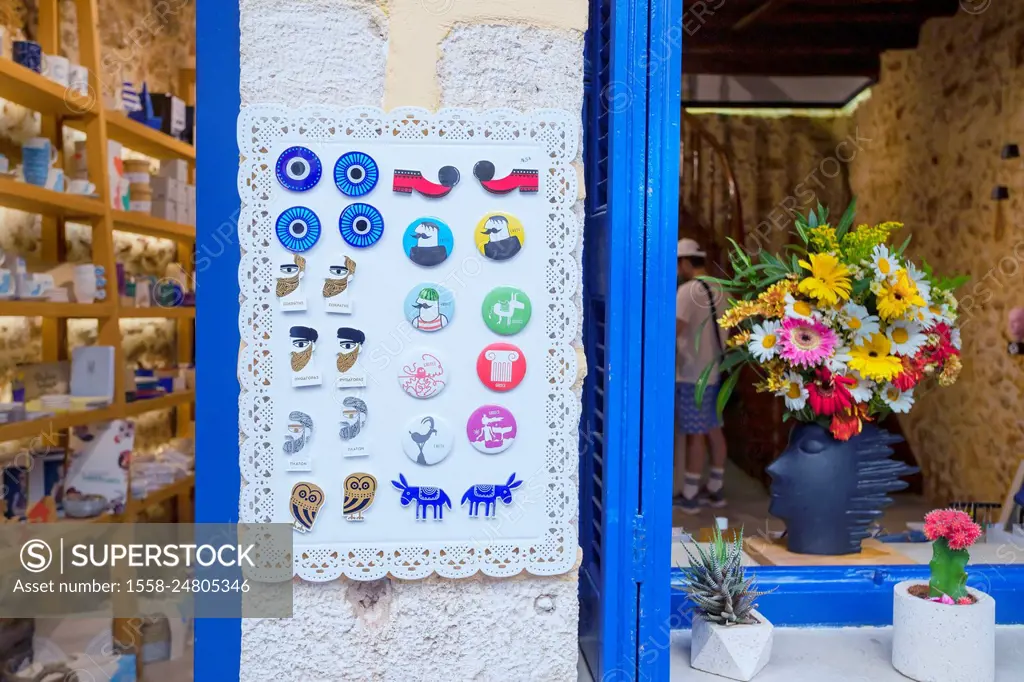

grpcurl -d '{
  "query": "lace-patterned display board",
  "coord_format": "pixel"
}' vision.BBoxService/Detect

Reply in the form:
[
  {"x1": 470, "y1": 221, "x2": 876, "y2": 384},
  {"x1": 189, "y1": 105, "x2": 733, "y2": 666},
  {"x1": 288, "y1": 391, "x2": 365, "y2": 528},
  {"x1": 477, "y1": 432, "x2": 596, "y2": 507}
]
[{"x1": 237, "y1": 107, "x2": 582, "y2": 581}]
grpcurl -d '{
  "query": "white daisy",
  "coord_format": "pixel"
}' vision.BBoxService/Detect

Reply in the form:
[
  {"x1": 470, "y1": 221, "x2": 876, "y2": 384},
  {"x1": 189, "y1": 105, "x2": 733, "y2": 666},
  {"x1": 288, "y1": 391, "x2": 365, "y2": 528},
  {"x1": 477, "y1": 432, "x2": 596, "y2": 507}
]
[
  {"x1": 840, "y1": 302, "x2": 880, "y2": 342},
  {"x1": 784, "y1": 293, "x2": 818, "y2": 321},
  {"x1": 748, "y1": 321, "x2": 782, "y2": 362},
  {"x1": 776, "y1": 371, "x2": 808, "y2": 411},
  {"x1": 886, "y1": 319, "x2": 927, "y2": 356},
  {"x1": 880, "y1": 383, "x2": 914, "y2": 413},
  {"x1": 951, "y1": 327, "x2": 962, "y2": 350},
  {"x1": 827, "y1": 344, "x2": 852, "y2": 374},
  {"x1": 847, "y1": 370, "x2": 875, "y2": 403},
  {"x1": 907, "y1": 263, "x2": 932, "y2": 302},
  {"x1": 871, "y1": 244, "x2": 899, "y2": 281}
]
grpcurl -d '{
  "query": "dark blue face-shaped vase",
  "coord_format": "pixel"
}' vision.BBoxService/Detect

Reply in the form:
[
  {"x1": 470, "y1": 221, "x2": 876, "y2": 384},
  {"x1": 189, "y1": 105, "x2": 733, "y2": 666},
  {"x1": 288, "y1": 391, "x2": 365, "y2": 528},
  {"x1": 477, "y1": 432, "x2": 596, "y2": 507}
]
[{"x1": 766, "y1": 422, "x2": 917, "y2": 555}]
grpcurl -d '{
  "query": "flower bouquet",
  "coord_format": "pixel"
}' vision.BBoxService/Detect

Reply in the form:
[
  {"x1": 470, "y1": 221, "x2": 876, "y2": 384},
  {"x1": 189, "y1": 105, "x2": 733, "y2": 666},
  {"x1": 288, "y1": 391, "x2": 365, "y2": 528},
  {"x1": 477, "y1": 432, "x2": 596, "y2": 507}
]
[{"x1": 698, "y1": 200, "x2": 967, "y2": 441}]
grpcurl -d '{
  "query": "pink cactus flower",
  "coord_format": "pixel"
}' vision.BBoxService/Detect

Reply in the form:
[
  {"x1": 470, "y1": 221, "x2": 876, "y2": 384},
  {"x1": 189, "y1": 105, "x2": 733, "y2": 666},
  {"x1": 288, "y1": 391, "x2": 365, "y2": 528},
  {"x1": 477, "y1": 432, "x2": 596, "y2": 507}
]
[
  {"x1": 1010, "y1": 307, "x2": 1024, "y2": 341},
  {"x1": 923, "y1": 508, "x2": 982, "y2": 549},
  {"x1": 956, "y1": 597, "x2": 973, "y2": 605},
  {"x1": 930, "y1": 594, "x2": 955, "y2": 605}
]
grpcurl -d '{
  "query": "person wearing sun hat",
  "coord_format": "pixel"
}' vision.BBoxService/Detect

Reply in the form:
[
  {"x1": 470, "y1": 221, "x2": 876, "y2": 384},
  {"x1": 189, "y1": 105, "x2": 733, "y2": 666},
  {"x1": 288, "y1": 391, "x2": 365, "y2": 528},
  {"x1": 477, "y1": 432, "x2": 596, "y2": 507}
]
[{"x1": 675, "y1": 238, "x2": 730, "y2": 515}]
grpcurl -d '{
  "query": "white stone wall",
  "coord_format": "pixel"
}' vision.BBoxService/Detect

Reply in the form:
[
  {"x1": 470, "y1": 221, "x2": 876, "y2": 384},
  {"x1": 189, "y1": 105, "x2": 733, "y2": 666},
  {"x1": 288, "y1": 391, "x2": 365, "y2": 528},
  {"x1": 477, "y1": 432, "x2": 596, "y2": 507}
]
[{"x1": 238, "y1": 1, "x2": 585, "y2": 680}]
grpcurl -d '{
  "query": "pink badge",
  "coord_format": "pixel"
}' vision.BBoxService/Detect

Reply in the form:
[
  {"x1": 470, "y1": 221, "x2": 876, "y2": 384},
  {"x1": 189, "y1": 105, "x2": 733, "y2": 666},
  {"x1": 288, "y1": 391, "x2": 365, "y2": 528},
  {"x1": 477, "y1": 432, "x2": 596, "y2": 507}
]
[
  {"x1": 466, "y1": 405, "x2": 517, "y2": 455},
  {"x1": 398, "y1": 348, "x2": 448, "y2": 399},
  {"x1": 476, "y1": 343, "x2": 526, "y2": 392}
]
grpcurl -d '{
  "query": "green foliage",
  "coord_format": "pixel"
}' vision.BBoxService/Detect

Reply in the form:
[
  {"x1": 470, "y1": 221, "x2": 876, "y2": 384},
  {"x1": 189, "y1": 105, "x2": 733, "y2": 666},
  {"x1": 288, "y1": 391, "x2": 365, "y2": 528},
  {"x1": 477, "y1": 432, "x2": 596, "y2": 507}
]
[
  {"x1": 928, "y1": 538, "x2": 969, "y2": 600},
  {"x1": 676, "y1": 527, "x2": 774, "y2": 626}
]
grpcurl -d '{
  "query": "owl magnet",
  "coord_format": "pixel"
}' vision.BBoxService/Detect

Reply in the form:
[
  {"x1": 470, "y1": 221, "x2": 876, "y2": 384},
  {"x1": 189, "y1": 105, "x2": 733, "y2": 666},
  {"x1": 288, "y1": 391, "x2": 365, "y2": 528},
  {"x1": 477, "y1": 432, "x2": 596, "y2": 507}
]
[
  {"x1": 343, "y1": 473, "x2": 377, "y2": 521},
  {"x1": 323, "y1": 254, "x2": 356, "y2": 314},
  {"x1": 338, "y1": 394, "x2": 370, "y2": 458},
  {"x1": 467, "y1": 405, "x2": 517, "y2": 455},
  {"x1": 461, "y1": 474, "x2": 524, "y2": 518},
  {"x1": 393, "y1": 165, "x2": 460, "y2": 198},
  {"x1": 335, "y1": 327, "x2": 367, "y2": 388},
  {"x1": 405, "y1": 284, "x2": 454, "y2": 332},
  {"x1": 403, "y1": 218, "x2": 454, "y2": 268},
  {"x1": 282, "y1": 410, "x2": 314, "y2": 471},
  {"x1": 275, "y1": 254, "x2": 307, "y2": 312},
  {"x1": 481, "y1": 286, "x2": 531, "y2": 335},
  {"x1": 473, "y1": 160, "x2": 539, "y2": 195},
  {"x1": 402, "y1": 415, "x2": 454, "y2": 466},
  {"x1": 391, "y1": 474, "x2": 452, "y2": 521},
  {"x1": 477, "y1": 343, "x2": 526, "y2": 392},
  {"x1": 290, "y1": 482, "x2": 325, "y2": 534},
  {"x1": 475, "y1": 213, "x2": 524, "y2": 262},
  {"x1": 289, "y1": 326, "x2": 322, "y2": 388},
  {"x1": 398, "y1": 349, "x2": 448, "y2": 399}
]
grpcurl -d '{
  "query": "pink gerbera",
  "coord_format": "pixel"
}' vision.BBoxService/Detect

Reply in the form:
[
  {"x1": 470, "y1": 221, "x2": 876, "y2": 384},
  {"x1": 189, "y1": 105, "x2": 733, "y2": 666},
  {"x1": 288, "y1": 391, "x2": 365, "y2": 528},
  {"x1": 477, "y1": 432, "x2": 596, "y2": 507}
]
[{"x1": 778, "y1": 317, "x2": 837, "y2": 368}]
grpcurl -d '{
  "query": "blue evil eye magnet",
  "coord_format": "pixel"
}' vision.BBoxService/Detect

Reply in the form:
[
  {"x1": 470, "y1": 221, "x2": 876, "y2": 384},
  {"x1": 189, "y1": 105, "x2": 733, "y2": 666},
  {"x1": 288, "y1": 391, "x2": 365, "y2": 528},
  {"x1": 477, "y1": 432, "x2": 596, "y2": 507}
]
[
  {"x1": 391, "y1": 474, "x2": 452, "y2": 521},
  {"x1": 403, "y1": 218, "x2": 453, "y2": 267},
  {"x1": 460, "y1": 474, "x2": 523, "y2": 518},
  {"x1": 339, "y1": 203, "x2": 384, "y2": 248},
  {"x1": 334, "y1": 151, "x2": 379, "y2": 197},
  {"x1": 276, "y1": 207, "x2": 322, "y2": 252},
  {"x1": 276, "y1": 146, "x2": 322, "y2": 192}
]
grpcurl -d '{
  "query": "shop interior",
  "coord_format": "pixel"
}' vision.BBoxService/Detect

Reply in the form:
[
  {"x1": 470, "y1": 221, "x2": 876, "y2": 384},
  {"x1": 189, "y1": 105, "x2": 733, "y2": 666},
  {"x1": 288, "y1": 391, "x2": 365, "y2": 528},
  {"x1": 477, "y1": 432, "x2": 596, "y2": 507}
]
[{"x1": 0, "y1": 1, "x2": 196, "y2": 679}]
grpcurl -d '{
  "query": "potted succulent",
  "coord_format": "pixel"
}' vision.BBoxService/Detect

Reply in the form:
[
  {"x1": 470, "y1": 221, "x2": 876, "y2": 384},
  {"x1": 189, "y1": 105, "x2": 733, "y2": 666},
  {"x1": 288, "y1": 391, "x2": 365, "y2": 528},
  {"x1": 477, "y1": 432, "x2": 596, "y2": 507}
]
[
  {"x1": 700, "y1": 201, "x2": 966, "y2": 555},
  {"x1": 678, "y1": 527, "x2": 774, "y2": 681},
  {"x1": 892, "y1": 508, "x2": 994, "y2": 682}
]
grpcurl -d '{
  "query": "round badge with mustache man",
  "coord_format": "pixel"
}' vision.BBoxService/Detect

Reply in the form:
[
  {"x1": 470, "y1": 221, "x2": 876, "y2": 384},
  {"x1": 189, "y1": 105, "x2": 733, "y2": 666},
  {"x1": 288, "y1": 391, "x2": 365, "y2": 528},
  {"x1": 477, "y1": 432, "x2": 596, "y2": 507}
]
[
  {"x1": 289, "y1": 325, "x2": 322, "y2": 387},
  {"x1": 276, "y1": 254, "x2": 307, "y2": 311},
  {"x1": 403, "y1": 218, "x2": 454, "y2": 267},
  {"x1": 283, "y1": 410, "x2": 314, "y2": 471},
  {"x1": 335, "y1": 327, "x2": 367, "y2": 388},
  {"x1": 404, "y1": 284, "x2": 454, "y2": 333},
  {"x1": 474, "y1": 213, "x2": 525, "y2": 262},
  {"x1": 323, "y1": 254, "x2": 356, "y2": 314}
]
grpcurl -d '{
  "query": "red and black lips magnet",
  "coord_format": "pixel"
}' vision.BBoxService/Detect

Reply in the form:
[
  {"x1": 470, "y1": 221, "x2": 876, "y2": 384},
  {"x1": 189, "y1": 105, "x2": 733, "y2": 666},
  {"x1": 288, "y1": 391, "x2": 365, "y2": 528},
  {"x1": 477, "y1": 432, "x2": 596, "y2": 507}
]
[
  {"x1": 473, "y1": 161, "x2": 539, "y2": 195},
  {"x1": 393, "y1": 166, "x2": 461, "y2": 198}
]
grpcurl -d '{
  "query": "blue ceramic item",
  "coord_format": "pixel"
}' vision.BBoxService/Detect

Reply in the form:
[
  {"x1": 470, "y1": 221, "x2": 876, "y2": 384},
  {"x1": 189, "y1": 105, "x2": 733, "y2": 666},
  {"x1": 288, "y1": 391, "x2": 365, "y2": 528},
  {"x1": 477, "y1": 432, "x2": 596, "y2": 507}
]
[{"x1": 12, "y1": 41, "x2": 42, "y2": 73}]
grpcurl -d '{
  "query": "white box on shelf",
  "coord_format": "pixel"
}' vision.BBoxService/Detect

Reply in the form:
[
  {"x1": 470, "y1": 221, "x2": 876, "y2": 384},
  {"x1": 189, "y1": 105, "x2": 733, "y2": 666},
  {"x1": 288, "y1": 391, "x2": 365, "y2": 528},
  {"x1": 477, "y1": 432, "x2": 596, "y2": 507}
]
[
  {"x1": 149, "y1": 175, "x2": 178, "y2": 201},
  {"x1": 151, "y1": 199, "x2": 178, "y2": 221},
  {"x1": 159, "y1": 159, "x2": 189, "y2": 182}
]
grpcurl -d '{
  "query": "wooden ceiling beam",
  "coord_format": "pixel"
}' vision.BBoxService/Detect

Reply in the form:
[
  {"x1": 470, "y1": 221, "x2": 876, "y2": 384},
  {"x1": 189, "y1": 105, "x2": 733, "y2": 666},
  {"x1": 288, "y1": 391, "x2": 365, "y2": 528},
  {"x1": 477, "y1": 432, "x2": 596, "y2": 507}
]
[
  {"x1": 682, "y1": 52, "x2": 881, "y2": 78},
  {"x1": 686, "y1": 25, "x2": 922, "y2": 51},
  {"x1": 733, "y1": 0, "x2": 794, "y2": 30}
]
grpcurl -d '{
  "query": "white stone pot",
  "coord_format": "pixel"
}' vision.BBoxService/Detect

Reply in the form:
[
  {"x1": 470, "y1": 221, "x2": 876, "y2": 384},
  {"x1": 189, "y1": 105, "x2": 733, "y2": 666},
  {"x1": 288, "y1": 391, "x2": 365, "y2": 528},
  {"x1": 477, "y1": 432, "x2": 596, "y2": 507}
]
[
  {"x1": 690, "y1": 609, "x2": 773, "y2": 681},
  {"x1": 891, "y1": 580, "x2": 995, "y2": 682}
]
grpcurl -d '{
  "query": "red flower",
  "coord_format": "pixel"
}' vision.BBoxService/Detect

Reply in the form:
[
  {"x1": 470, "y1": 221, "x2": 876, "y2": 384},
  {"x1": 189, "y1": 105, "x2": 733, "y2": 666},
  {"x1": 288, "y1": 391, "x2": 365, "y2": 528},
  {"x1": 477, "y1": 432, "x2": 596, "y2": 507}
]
[
  {"x1": 893, "y1": 355, "x2": 924, "y2": 391},
  {"x1": 830, "y1": 408, "x2": 863, "y2": 441},
  {"x1": 808, "y1": 368, "x2": 855, "y2": 416},
  {"x1": 956, "y1": 597, "x2": 973, "y2": 606},
  {"x1": 924, "y1": 323, "x2": 957, "y2": 366},
  {"x1": 923, "y1": 508, "x2": 982, "y2": 549}
]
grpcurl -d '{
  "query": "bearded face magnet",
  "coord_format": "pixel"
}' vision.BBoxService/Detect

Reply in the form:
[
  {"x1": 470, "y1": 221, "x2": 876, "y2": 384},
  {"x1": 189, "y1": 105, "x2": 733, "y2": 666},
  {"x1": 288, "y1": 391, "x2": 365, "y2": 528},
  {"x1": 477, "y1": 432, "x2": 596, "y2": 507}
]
[
  {"x1": 323, "y1": 254, "x2": 356, "y2": 314},
  {"x1": 276, "y1": 254, "x2": 307, "y2": 311},
  {"x1": 290, "y1": 325, "x2": 322, "y2": 388},
  {"x1": 338, "y1": 395, "x2": 370, "y2": 458},
  {"x1": 283, "y1": 410, "x2": 314, "y2": 471},
  {"x1": 335, "y1": 327, "x2": 367, "y2": 388}
]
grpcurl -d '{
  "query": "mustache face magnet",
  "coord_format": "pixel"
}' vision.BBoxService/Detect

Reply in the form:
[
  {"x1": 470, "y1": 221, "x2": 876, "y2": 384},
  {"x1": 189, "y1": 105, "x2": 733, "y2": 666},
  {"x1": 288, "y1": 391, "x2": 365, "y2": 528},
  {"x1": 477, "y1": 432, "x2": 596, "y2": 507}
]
[
  {"x1": 323, "y1": 254, "x2": 356, "y2": 314},
  {"x1": 474, "y1": 213, "x2": 525, "y2": 262},
  {"x1": 290, "y1": 326, "x2": 322, "y2": 387},
  {"x1": 276, "y1": 254, "x2": 307, "y2": 311},
  {"x1": 283, "y1": 410, "x2": 314, "y2": 471},
  {"x1": 335, "y1": 327, "x2": 367, "y2": 388},
  {"x1": 403, "y1": 218, "x2": 454, "y2": 268}
]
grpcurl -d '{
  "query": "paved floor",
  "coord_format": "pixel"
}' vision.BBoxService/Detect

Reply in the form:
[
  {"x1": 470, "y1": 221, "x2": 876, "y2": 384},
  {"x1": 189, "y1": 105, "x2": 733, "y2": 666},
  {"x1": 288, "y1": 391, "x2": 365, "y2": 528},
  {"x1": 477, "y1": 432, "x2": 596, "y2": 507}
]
[{"x1": 580, "y1": 627, "x2": 1024, "y2": 681}]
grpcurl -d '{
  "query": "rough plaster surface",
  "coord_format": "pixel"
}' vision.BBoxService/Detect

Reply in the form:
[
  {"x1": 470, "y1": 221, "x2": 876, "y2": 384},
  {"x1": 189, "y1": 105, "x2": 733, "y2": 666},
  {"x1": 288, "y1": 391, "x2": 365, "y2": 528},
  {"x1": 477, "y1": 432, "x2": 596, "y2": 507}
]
[{"x1": 240, "y1": 5, "x2": 585, "y2": 681}]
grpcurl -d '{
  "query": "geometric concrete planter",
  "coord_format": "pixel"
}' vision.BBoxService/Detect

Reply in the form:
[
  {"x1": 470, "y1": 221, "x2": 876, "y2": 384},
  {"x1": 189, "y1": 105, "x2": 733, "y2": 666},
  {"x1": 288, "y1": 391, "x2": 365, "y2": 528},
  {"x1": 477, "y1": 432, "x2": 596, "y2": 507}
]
[
  {"x1": 691, "y1": 609, "x2": 774, "y2": 681},
  {"x1": 891, "y1": 580, "x2": 996, "y2": 682}
]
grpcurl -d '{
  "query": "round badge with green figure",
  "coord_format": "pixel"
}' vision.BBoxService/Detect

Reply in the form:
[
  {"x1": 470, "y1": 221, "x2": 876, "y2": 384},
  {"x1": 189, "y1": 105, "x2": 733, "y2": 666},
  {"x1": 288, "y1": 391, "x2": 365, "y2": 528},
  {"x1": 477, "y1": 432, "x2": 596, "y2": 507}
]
[{"x1": 481, "y1": 286, "x2": 531, "y2": 335}]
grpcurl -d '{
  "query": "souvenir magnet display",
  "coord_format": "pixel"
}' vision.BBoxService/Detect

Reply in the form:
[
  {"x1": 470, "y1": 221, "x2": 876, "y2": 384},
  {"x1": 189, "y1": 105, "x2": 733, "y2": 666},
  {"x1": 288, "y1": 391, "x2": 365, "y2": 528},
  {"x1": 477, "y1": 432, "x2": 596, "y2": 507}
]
[
  {"x1": 391, "y1": 474, "x2": 452, "y2": 521},
  {"x1": 393, "y1": 165, "x2": 460, "y2": 198},
  {"x1": 282, "y1": 410, "x2": 314, "y2": 471},
  {"x1": 276, "y1": 207, "x2": 322, "y2": 252},
  {"x1": 335, "y1": 327, "x2": 367, "y2": 388},
  {"x1": 467, "y1": 405, "x2": 517, "y2": 455},
  {"x1": 343, "y1": 473, "x2": 377, "y2": 521},
  {"x1": 398, "y1": 349, "x2": 447, "y2": 399},
  {"x1": 476, "y1": 343, "x2": 526, "y2": 392},
  {"x1": 276, "y1": 254, "x2": 307, "y2": 312},
  {"x1": 339, "y1": 203, "x2": 384, "y2": 248},
  {"x1": 323, "y1": 254, "x2": 356, "y2": 314},
  {"x1": 461, "y1": 474, "x2": 524, "y2": 518},
  {"x1": 289, "y1": 326, "x2": 322, "y2": 387},
  {"x1": 276, "y1": 146, "x2": 322, "y2": 192},
  {"x1": 403, "y1": 218, "x2": 454, "y2": 267},
  {"x1": 405, "y1": 284, "x2": 454, "y2": 332},
  {"x1": 290, "y1": 482, "x2": 325, "y2": 533},
  {"x1": 473, "y1": 160, "x2": 539, "y2": 194},
  {"x1": 475, "y1": 213, "x2": 525, "y2": 262},
  {"x1": 481, "y1": 286, "x2": 531, "y2": 335},
  {"x1": 402, "y1": 415, "x2": 455, "y2": 466},
  {"x1": 338, "y1": 395, "x2": 370, "y2": 457},
  {"x1": 334, "y1": 151, "x2": 379, "y2": 197}
]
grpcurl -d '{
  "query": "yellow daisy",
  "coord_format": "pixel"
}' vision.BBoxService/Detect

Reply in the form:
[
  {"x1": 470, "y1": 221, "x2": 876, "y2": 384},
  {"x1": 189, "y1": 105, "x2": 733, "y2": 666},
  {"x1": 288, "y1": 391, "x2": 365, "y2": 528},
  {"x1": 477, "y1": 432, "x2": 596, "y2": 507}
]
[
  {"x1": 849, "y1": 332, "x2": 903, "y2": 382},
  {"x1": 876, "y1": 270, "x2": 926, "y2": 321},
  {"x1": 798, "y1": 253, "x2": 852, "y2": 306}
]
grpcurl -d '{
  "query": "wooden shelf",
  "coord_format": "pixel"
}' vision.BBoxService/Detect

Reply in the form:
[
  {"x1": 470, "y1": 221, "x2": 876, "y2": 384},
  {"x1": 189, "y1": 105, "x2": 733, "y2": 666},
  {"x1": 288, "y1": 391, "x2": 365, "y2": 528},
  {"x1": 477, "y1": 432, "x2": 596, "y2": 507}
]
[
  {"x1": 0, "y1": 301, "x2": 114, "y2": 318},
  {"x1": 112, "y1": 210, "x2": 194, "y2": 240},
  {"x1": 123, "y1": 391, "x2": 194, "y2": 417},
  {"x1": 119, "y1": 306, "x2": 195, "y2": 319},
  {"x1": 0, "y1": 404, "x2": 120, "y2": 443},
  {"x1": 104, "y1": 111, "x2": 195, "y2": 161},
  {"x1": 0, "y1": 177, "x2": 106, "y2": 219},
  {"x1": 0, "y1": 59, "x2": 97, "y2": 118}
]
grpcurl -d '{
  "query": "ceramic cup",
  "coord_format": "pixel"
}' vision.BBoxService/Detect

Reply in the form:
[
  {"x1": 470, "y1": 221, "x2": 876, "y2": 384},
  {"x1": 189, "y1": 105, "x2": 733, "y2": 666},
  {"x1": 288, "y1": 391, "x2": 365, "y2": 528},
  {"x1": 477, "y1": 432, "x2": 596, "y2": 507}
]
[
  {"x1": 45, "y1": 168, "x2": 64, "y2": 192},
  {"x1": 12, "y1": 41, "x2": 42, "y2": 73},
  {"x1": 69, "y1": 65, "x2": 89, "y2": 96},
  {"x1": 0, "y1": 154, "x2": 9, "y2": 174},
  {"x1": 72, "y1": 264, "x2": 96, "y2": 304},
  {"x1": 0, "y1": 270, "x2": 11, "y2": 298},
  {"x1": 43, "y1": 54, "x2": 70, "y2": 87},
  {"x1": 21, "y1": 138, "x2": 56, "y2": 187},
  {"x1": 66, "y1": 178, "x2": 95, "y2": 195}
]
